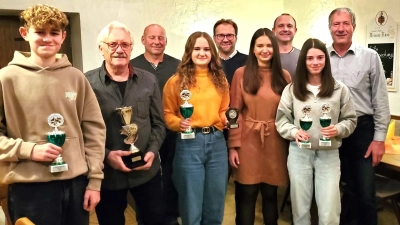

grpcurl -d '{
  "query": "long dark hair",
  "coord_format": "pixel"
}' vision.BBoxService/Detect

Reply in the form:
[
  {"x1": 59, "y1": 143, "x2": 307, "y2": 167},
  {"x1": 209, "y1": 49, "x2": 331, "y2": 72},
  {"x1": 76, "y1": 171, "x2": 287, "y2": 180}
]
[
  {"x1": 243, "y1": 28, "x2": 287, "y2": 95},
  {"x1": 293, "y1": 38, "x2": 335, "y2": 101},
  {"x1": 175, "y1": 31, "x2": 228, "y2": 93}
]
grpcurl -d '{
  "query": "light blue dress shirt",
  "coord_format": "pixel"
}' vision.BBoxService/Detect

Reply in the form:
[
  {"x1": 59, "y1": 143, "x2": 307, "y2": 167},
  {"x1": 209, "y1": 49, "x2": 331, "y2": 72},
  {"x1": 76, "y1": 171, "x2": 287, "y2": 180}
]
[{"x1": 328, "y1": 43, "x2": 390, "y2": 141}]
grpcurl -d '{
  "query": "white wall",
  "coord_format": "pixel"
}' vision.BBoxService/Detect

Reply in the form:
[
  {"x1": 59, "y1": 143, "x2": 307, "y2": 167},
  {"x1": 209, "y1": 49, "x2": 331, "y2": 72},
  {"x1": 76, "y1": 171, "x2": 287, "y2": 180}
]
[
  {"x1": 0, "y1": 0, "x2": 282, "y2": 71},
  {"x1": 1, "y1": 0, "x2": 399, "y2": 115}
]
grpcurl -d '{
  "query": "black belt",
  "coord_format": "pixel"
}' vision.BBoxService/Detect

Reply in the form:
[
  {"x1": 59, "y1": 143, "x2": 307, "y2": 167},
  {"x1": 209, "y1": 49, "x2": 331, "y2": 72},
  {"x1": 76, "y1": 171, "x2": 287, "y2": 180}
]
[
  {"x1": 192, "y1": 126, "x2": 217, "y2": 134},
  {"x1": 357, "y1": 115, "x2": 373, "y2": 122}
]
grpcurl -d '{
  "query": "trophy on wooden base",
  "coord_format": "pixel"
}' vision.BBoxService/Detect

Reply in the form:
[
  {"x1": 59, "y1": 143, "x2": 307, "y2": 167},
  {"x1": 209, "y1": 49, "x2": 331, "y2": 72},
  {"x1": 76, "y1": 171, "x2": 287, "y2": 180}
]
[
  {"x1": 226, "y1": 107, "x2": 239, "y2": 129},
  {"x1": 116, "y1": 106, "x2": 145, "y2": 169}
]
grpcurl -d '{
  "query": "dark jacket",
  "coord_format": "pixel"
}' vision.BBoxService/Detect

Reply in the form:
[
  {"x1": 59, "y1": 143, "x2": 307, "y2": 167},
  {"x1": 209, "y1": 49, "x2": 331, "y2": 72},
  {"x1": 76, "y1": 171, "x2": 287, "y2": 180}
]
[{"x1": 85, "y1": 63, "x2": 165, "y2": 189}]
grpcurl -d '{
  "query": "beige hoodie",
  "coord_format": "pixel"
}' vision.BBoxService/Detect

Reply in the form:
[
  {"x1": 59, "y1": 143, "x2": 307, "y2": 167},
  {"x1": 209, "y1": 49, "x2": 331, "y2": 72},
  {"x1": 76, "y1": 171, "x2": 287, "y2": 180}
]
[{"x1": 0, "y1": 51, "x2": 106, "y2": 191}]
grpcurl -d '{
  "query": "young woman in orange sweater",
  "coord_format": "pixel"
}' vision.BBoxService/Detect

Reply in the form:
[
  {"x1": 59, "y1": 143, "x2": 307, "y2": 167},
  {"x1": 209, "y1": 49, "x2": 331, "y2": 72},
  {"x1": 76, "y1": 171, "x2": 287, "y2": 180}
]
[{"x1": 163, "y1": 32, "x2": 229, "y2": 225}]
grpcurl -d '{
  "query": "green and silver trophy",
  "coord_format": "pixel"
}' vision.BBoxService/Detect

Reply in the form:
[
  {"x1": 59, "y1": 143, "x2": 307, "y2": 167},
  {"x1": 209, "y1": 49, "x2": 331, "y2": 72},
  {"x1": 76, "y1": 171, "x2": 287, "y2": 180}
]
[
  {"x1": 226, "y1": 107, "x2": 239, "y2": 129},
  {"x1": 299, "y1": 105, "x2": 312, "y2": 148},
  {"x1": 116, "y1": 106, "x2": 145, "y2": 169},
  {"x1": 47, "y1": 113, "x2": 68, "y2": 173},
  {"x1": 179, "y1": 90, "x2": 195, "y2": 139},
  {"x1": 319, "y1": 103, "x2": 332, "y2": 147}
]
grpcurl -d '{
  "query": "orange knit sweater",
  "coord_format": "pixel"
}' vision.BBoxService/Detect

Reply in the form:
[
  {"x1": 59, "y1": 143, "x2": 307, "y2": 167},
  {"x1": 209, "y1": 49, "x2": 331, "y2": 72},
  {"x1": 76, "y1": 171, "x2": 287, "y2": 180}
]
[{"x1": 163, "y1": 69, "x2": 229, "y2": 132}]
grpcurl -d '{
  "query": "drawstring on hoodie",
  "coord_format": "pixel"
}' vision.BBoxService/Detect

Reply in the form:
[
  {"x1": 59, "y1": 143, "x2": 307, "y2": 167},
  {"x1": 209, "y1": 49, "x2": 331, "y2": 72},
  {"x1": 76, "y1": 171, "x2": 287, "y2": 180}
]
[{"x1": 36, "y1": 66, "x2": 50, "y2": 73}]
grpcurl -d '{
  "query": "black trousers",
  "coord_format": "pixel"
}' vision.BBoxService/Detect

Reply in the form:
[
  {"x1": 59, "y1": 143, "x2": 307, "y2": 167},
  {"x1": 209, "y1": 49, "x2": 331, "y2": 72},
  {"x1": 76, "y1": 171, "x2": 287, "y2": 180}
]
[
  {"x1": 8, "y1": 175, "x2": 89, "y2": 225},
  {"x1": 340, "y1": 115, "x2": 377, "y2": 225},
  {"x1": 234, "y1": 181, "x2": 278, "y2": 225},
  {"x1": 96, "y1": 171, "x2": 166, "y2": 225},
  {"x1": 160, "y1": 130, "x2": 179, "y2": 222}
]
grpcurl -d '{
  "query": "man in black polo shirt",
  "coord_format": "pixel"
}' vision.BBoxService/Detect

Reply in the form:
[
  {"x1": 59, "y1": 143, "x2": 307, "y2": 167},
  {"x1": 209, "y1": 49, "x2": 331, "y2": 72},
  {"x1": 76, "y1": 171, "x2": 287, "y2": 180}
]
[
  {"x1": 131, "y1": 24, "x2": 180, "y2": 95},
  {"x1": 213, "y1": 19, "x2": 247, "y2": 85},
  {"x1": 130, "y1": 24, "x2": 180, "y2": 225},
  {"x1": 85, "y1": 21, "x2": 166, "y2": 225}
]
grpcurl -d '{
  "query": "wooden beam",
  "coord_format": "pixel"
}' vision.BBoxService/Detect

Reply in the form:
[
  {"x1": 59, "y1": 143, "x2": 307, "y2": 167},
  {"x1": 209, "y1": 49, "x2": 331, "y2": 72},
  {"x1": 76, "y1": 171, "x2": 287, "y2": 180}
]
[{"x1": 392, "y1": 115, "x2": 400, "y2": 120}]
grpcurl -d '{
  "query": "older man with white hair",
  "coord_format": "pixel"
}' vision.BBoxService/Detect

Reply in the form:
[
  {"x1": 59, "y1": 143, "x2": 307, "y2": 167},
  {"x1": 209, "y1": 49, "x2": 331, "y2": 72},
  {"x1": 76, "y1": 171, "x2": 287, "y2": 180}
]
[{"x1": 85, "y1": 21, "x2": 166, "y2": 225}]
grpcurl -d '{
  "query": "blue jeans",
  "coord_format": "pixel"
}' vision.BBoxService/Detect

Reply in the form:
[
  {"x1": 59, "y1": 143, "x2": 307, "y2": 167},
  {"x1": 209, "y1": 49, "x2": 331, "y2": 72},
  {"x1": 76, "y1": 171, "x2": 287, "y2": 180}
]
[
  {"x1": 288, "y1": 142, "x2": 341, "y2": 225},
  {"x1": 173, "y1": 129, "x2": 228, "y2": 225},
  {"x1": 339, "y1": 115, "x2": 376, "y2": 225}
]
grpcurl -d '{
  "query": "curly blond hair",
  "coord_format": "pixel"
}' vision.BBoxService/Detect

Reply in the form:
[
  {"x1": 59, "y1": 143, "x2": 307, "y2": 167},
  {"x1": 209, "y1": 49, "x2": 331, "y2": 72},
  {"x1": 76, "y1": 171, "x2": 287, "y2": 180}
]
[{"x1": 20, "y1": 4, "x2": 69, "y2": 30}]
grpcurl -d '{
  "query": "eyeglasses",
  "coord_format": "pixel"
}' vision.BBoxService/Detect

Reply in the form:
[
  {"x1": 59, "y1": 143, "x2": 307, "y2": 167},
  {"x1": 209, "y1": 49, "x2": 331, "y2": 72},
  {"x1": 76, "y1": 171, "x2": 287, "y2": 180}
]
[
  {"x1": 102, "y1": 41, "x2": 132, "y2": 51},
  {"x1": 215, "y1": 34, "x2": 236, "y2": 41}
]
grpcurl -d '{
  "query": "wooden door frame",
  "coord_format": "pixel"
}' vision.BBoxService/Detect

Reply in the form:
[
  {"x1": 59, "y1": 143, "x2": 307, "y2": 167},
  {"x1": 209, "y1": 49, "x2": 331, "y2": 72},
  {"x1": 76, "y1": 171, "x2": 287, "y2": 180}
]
[{"x1": 0, "y1": 9, "x2": 83, "y2": 71}]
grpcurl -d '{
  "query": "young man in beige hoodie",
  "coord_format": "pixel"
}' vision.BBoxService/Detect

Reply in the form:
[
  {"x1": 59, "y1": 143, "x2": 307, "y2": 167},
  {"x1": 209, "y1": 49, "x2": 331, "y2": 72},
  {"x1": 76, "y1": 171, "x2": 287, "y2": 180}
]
[{"x1": 0, "y1": 4, "x2": 106, "y2": 225}]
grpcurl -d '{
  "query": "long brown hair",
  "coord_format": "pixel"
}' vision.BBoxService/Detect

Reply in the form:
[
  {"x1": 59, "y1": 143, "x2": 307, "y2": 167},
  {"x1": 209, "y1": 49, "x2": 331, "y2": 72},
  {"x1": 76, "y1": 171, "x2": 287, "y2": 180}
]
[
  {"x1": 176, "y1": 31, "x2": 228, "y2": 93},
  {"x1": 243, "y1": 28, "x2": 288, "y2": 95},
  {"x1": 293, "y1": 38, "x2": 335, "y2": 101}
]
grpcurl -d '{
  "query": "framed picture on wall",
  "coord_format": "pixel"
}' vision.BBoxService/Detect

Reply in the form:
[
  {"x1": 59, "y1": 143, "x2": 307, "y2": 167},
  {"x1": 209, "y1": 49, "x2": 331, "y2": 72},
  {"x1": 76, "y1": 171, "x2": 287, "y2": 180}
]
[
  {"x1": 366, "y1": 11, "x2": 397, "y2": 92},
  {"x1": 367, "y1": 43, "x2": 395, "y2": 89}
]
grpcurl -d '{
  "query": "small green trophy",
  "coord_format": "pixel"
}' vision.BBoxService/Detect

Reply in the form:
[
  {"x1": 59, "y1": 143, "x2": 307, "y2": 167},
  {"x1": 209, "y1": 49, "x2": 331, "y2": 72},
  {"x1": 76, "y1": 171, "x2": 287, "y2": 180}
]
[
  {"x1": 179, "y1": 90, "x2": 195, "y2": 139},
  {"x1": 319, "y1": 103, "x2": 332, "y2": 146},
  {"x1": 299, "y1": 105, "x2": 312, "y2": 148},
  {"x1": 47, "y1": 113, "x2": 68, "y2": 173}
]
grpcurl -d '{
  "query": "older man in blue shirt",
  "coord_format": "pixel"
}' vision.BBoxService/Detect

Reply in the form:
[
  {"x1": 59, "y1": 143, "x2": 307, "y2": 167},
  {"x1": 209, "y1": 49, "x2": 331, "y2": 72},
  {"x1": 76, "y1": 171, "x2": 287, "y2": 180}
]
[{"x1": 328, "y1": 7, "x2": 390, "y2": 225}]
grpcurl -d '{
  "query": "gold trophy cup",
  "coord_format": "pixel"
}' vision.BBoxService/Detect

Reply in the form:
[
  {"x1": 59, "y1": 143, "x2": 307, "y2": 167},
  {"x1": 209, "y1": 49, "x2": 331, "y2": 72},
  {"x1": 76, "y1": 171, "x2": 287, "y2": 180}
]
[
  {"x1": 47, "y1": 113, "x2": 68, "y2": 173},
  {"x1": 116, "y1": 106, "x2": 145, "y2": 169}
]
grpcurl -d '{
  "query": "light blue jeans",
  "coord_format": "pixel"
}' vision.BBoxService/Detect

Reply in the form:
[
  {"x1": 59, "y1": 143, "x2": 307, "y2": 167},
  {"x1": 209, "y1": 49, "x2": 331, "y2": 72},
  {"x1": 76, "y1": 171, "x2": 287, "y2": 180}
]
[
  {"x1": 172, "y1": 130, "x2": 228, "y2": 225},
  {"x1": 287, "y1": 142, "x2": 341, "y2": 225}
]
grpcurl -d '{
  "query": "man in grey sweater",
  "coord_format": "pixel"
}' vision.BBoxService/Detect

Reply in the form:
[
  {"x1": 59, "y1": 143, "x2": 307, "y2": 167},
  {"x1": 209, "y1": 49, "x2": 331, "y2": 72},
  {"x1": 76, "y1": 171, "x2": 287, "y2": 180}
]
[{"x1": 273, "y1": 13, "x2": 300, "y2": 80}]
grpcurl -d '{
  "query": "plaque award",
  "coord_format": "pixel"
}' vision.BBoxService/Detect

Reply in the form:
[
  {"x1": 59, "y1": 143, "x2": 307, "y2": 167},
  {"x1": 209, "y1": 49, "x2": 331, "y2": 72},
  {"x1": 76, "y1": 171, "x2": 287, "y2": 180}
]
[
  {"x1": 225, "y1": 107, "x2": 239, "y2": 129},
  {"x1": 179, "y1": 90, "x2": 195, "y2": 139},
  {"x1": 319, "y1": 103, "x2": 332, "y2": 147},
  {"x1": 299, "y1": 105, "x2": 312, "y2": 148},
  {"x1": 47, "y1": 113, "x2": 68, "y2": 173},
  {"x1": 116, "y1": 106, "x2": 145, "y2": 169}
]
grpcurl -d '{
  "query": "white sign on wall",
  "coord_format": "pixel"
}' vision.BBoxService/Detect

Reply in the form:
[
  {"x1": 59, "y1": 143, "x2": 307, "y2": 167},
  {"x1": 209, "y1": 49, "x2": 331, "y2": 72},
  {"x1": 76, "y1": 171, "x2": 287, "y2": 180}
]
[{"x1": 366, "y1": 11, "x2": 398, "y2": 92}]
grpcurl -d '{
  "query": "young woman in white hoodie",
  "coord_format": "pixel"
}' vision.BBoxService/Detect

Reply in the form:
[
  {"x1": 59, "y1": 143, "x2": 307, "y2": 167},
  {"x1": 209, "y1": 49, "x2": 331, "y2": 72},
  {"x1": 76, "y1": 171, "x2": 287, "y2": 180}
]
[{"x1": 275, "y1": 38, "x2": 357, "y2": 225}]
